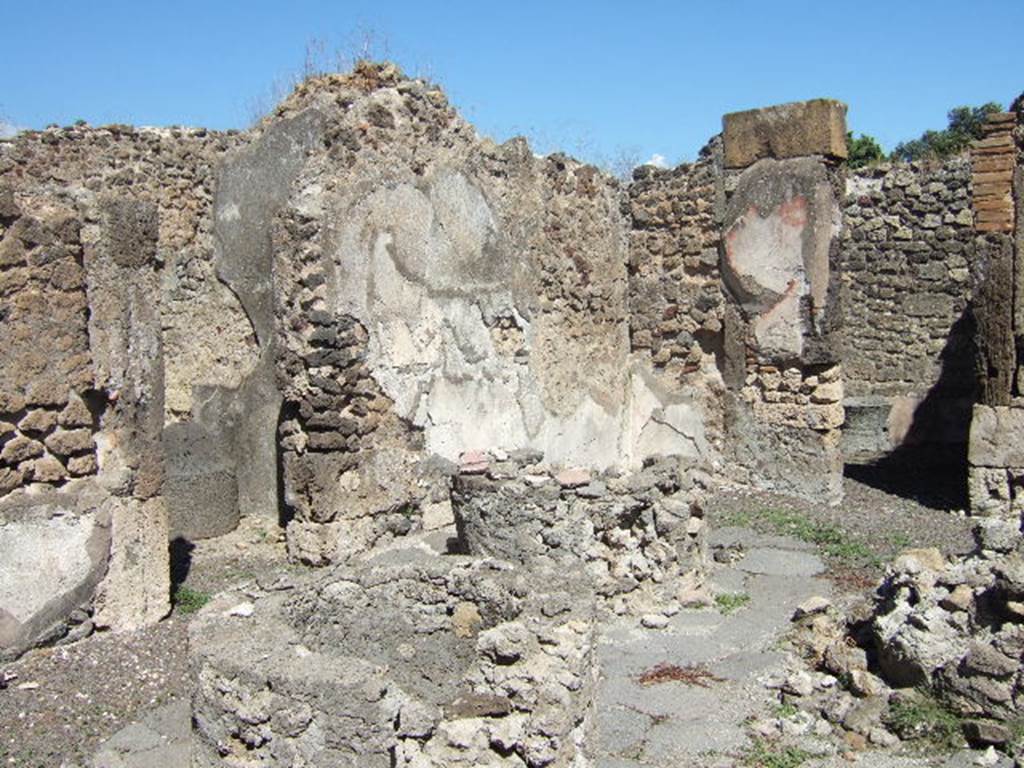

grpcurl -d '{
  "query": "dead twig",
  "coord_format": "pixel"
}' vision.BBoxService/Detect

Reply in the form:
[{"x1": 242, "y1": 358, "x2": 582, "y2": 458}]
[{"x1": 636, "y1": 662, "x2": 724, "y2": 688}]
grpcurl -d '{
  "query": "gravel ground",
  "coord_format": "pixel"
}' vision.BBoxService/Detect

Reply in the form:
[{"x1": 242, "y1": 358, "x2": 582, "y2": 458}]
[
  {"x1": 706, "y1": 464, "x2": 976, "y2": 592},
  {"x1": 0, "y1": 469, "x2": 979, "y2": 766}
]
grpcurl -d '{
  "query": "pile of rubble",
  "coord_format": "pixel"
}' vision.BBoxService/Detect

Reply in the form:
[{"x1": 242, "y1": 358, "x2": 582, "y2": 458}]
[
  {"x1": 775, "y1": 518, "x2": 1024, "y2": 757},
  {"x1": 190, "y1": 451, "x2": 709, "y2": 766},
  {"x1": 452, "y1": 451, "x2": 709, "y2": 613},
  {"x1": 191, "y1": 553, "x2": 598, "y2": 767}
]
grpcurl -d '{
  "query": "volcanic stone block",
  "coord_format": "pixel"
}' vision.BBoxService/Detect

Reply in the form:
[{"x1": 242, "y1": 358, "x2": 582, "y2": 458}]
[
  {"x1": 164, "y1": 416, "x2": 239, "y2": 540},
  {"x1": 722, "y1": 99, "x2": 847, "y2": 169}
]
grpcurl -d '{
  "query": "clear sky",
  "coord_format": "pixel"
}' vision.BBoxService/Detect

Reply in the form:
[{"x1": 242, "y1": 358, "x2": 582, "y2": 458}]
[{"x1": 1, "y1": 1, "x2": 1020, "y2": 168}]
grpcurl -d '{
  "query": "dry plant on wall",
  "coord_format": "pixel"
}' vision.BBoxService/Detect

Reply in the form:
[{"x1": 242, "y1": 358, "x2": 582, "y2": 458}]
[{"x1": 244, "y1": 28, "x2": 393, "y2": 127}]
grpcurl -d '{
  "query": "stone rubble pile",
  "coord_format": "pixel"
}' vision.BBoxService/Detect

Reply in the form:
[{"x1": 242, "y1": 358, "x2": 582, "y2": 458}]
[
  {"x1": 191, "y1": 552, "x2": 599, "y2": 767},
  {"x1": 190, "y1": 453, "x2": 709, "y2": 767},
  {"x1": 451, "y1": 451, "x2": 709, "y2": 613},
  {"x1": 775, "y1": 522, "x2": 1024, "y2": 756}
]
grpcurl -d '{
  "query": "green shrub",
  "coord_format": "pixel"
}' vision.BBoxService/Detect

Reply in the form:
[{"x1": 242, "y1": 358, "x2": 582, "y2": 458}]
[
  {"x1": 890, "y1": 102, "x2": 1003, "y2": 162},
  {"x1": 847, "y1": 132, "x2": 885, "y2": 168}
]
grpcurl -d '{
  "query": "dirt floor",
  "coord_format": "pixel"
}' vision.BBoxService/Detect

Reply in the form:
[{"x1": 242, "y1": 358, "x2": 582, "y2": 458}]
[{"x1": 0, "y1": 468, "x2": 977, "y2": 767}]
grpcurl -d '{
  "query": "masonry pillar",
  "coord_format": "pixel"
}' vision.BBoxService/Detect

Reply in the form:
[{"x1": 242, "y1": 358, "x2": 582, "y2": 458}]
[
  {"x1": 967, "y1": 100, "x2": 1024, "y2": 518},
  {"x1": 717, "y1": 99, "x2": 848, "y2": 504}
]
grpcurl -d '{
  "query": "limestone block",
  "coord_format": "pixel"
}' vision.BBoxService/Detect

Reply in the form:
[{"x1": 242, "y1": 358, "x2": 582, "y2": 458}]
[
  {"x1": 0, "y1": 483, "x2": 111, "y2": 660},
  {"x1": 93, "y1": 496, "x2": 170, "y2": 631},
  {"x1": 722, "y1": 99, "x2": 848, "y2": 169},
  {"x1": 969, "y1": 404, "x2": 1024, "y2": 467}
]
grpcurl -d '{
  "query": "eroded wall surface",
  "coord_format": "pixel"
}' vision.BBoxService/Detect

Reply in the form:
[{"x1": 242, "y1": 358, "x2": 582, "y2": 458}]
[
  {"x1": 265, "y1": 65, "x2": 725, "y2": 564},
  {"x1": 6, "y1": 63, "x2": 1010, "y2": 654},
  {"x1": 0, "y1": 125, "x2": 253, "y2": 656}
]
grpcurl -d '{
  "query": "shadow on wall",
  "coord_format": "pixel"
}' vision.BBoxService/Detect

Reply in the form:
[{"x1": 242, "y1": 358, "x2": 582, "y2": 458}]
[
  {"x1": 845, "y1": 308, "x2": 977, "y2": 511},
  {"x1": 169, "y1": 536, "x2": 195, "y2": 587},
  {"x1": 276, "y1": 401, "x2": 293, "y2": 531}
]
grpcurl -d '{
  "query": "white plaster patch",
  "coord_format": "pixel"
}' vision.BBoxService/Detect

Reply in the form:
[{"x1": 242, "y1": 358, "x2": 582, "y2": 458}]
[
  {"x1": 323, "y1": 172, "x2": 716, "y2": 473},
  {"x1": 753, "y1": 283, "x2": 804, "y2": 359},
  {"x1": 723, "y1": 198, "x2": 807, "y2": 298},
  {"x1": 0, "y1": 515, "x2": 96, "y2": 623},
  {"x1": 623, "y1": 364, "x2": 711, "y2": 469}
]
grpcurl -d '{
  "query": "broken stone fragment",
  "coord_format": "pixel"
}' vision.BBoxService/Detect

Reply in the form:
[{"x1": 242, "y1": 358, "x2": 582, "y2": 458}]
[
  {"x1": 973, "y1": 518, "x2": 1020, "y2": 553},
  {"x1": 842, "y1": 695, "x2": 888, "y2": 736},
  {"x1": 443, "y1": 693, "x2": 512, "y2": 720},
  {"x1": 458, "y1": 450, "x2": 489, "y2": 475},
  {"x1": 782, "y1": 670, "x2": 815, "y2": 697},
  {"x1": 962, "y1": 719, "x2": 1011, "y2": 746},
  {"x1": 846, "y1": 669, "x2": 887, "y2": 698},
  {"x1": 476, "y1": 622, "x2": 530, "y2": 662},
  {"x1": 66, "y1": 452, "x2": 97, "y2": 476},
  {"x1": 29, "y1": 455, "x2": 65, "y2": 483},
  {"x1": 793, "y1": 595, "x2": 832, "y2": 620},
  {"x1": 640, "y1": 614, "x2": 669, "y2": 630},
  {"x1": 225, "y1": 602, "x2": 254, "y2": 618},
  {"x1": 940, "y1": 585, "x2": 973, "y2": 612},
  {"x1": 822, "y1": 638, "x2": 868, "y2": 677},
  {"x1": 451, "y1": 601, "x2": 481, "y2": 638},
  {"x1": 576, "y1": 480, "x2": 606, "y2": 499},
  {"x1": 0, "y1": 466, "x2": 24, "y2": 494},
  {"x1": 960, "y1": 643, "x2": 1018, "y2": 679},
  {"x1": 555, "y1": 467, "x2": 591, "y2": 488},
  {"x1": 17, "y1": 409, "x2": 57, "y2": 435},
  {"x1": 893, "y1": 547, "x2": 945, "y2": 574}
]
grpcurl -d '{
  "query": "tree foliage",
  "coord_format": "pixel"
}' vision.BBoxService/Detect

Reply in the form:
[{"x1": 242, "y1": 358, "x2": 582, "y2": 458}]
[
  {"x1": 890, "y1": 102, "x2": 1003, "y2": 162},
  {"x1": 846, "y1": 131, "x2": 885, "y2": 168}
]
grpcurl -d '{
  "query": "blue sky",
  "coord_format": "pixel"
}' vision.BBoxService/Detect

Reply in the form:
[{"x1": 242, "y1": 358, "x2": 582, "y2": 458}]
[{"x1": 1, "y1": 1, "x2": 1021, "y2": 168}]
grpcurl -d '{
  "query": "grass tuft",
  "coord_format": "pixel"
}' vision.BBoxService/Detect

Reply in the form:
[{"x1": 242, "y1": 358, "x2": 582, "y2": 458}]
[
  {"x1": 742, "y1": 738, "x2": 812, "y2": 768},
  {"x1": 715, "y1": 592, "x2": 751, "y2": 614},
  {"x1": 172, "y1": 585, "x2": 212, "y2": 615},
  {"x1": 885, "y1": 692, "x2": 962, "y2": 750},
  {"x1": 728, "y1": 508, "x2": 882, "y2": 567}
]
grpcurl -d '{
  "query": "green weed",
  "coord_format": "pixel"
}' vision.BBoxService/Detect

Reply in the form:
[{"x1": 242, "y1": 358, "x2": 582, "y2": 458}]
[
  {"x1": 885, "y1": 692, "x2": 962, "y2": 750},
  {"x1": 172, "y1": 585, "x2": 212, "y2": 615},
  {"x1": 736, "y1": 508, "x2": 881, "y2": 566},
  {"x1": 742, "y1": 738, "x2": 812, "y2": 768},
  {"x1": 715, "y1": 592, "x2": 751, "y2": 614},
  {"x1": 772, "y1": 702, "x2": 799, "y2": 719}
]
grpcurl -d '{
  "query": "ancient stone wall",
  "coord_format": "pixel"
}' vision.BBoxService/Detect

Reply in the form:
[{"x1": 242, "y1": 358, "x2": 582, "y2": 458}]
[
  {"x1": 626, "y1": 150, "x2": 723, "y2": 370},
  {"x1": 9, "y1": 63, "x2": 1019, "y2": 663},
  {"x1": 0, "y1": 124, "x2": 252, "y2": 657},
  {"x1": 263, "y1": 65, "x2": 724, "y2": 565},
  {"x1": 840, "y1": 160, "x2": 977, "y2": 460},
  {"x1": 0, "y1": 125, "x2": 260, "y2": 541}
]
